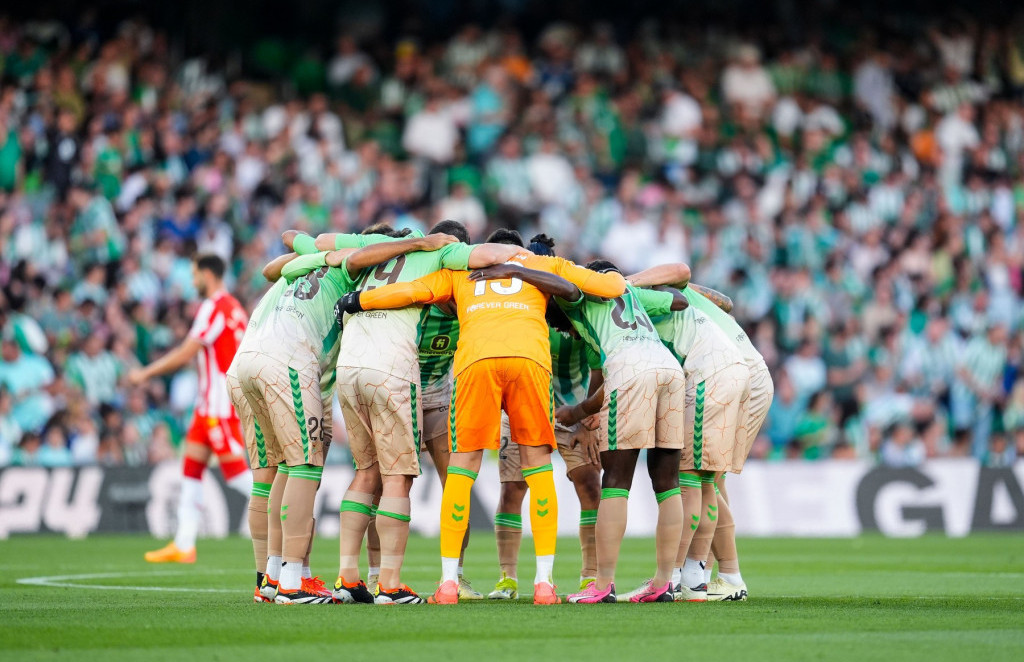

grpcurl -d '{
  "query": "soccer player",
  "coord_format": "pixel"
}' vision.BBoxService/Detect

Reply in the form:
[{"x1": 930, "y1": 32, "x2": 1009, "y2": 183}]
[
  {"x1": 129, "y1": 254, "x2": 250, "y2": 565},
  {"x1": 289, "y1": 222, "x2": 520, "y2": 604},
  {"x1": 628, "y1": 264, "x2": 774, "y2": 601},
  {"x1": 237, "y1": 230, "x2": 459, "y2": 604},
  {"x1": 627, "y1": 274, "x2": 750, "y2": 602},
  {"x1": 489, "y1": 235, "x2": 603, "y2": 600},
  {"x1": 337, "y1": 228, "x2": 626, "y2": 604},
  {"x1": 416, "y1": 227, "x2": 483, "y2": 600},
  {"x1": 494, "y1": 259, "x2": 684, "y2": 604}
]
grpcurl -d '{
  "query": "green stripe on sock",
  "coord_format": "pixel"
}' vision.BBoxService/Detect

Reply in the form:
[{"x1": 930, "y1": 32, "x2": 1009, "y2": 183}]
[
  {"x1": 377, "y1": 510, "x2": 411, "y2": 522},
  {"x1": 370, "y1": 505, "x2": 378, "y2": 517},
  {"x1": 679, "y1": 473, "x2": 701, "y2": 488},
  {"x1": 601, "y1": 487, "x2": 629, "y2": 500},
  {"x1": 579, "y1": 509, "x2": 598, "y2": 526},
  {"x1": 288, "y1": 367, "x2": 310, "y2": 464},
  {"x1": 521, "y1": 463, "x2": 553, "y2": 478},
  {"x1": 608, "y1": 390, "x2": 618, "y2": 451},
  {"x1": 340, "y1": 500, "x2": 373, "y2": 516},
  {"x1": 277, "y1": 464, "x2": 290, "y2": 475},
  {"x1": 656, "y1": 487, "x2": 681, "y2": 504},
  {"x1": 251, "y1": 482, "x2": 272, "y2": 498},
  {"x1": 714, "y1": 485, "x2": 720, "y2": 495},
  {"x1": 701, "y1": 474, "x2": 716, "y2": 484},
  {"x1": 447, "y1": 466, "x2": 478, "y2": 480},
  {"x1": 287, "y1": 464, "x2": 323, "y2": 481},
  {"x1": 693, "y1": 380, "x2": 705, "y2": 471},
  {"x1": 494, "y1": 513, "x2": 523, "y2": 529}
]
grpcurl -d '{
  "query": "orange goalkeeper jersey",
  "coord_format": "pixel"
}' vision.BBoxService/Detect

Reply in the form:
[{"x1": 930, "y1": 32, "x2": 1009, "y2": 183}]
[{"x1": 358, "y1": 253, "x2": 626, "y2": 377}]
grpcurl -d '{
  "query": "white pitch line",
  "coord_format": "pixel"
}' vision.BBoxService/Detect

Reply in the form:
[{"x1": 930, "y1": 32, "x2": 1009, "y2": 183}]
[{"x1": 17, "y1": 570, "x2": 238, "y2": 593}]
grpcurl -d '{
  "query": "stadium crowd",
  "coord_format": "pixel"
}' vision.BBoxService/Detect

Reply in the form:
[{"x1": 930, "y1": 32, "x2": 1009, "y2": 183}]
[{"x1": 1, "y1": 10, "x2": 1023, "y2": 469}]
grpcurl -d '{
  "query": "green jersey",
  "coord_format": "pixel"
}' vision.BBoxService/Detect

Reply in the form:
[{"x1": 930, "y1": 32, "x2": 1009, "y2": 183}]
[
  {"x1": 549, "y1": 328, "x2": 596, "y2": 408},
  {"x1": 418, "y1": 305, "x2": 460, "y2": 394},
  {"x1": 682, "y1": 288, "x2": 762, "y2": 364},
  {"x1": 338, "y1": 243, "x2": 476, "y2": 382},
  {"x1": 248, "y1": 262, "x2": 355, "y2": 375},
  {"x1": 559, "y1": 285, "x2": 679, "y2": 392},
  {"x1": 637, "y1": 289, "x2": 746, "y2": 383}
]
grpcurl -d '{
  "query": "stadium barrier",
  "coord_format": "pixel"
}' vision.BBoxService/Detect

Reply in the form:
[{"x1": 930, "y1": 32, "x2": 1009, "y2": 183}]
[{"x1": 0, "y1": 459, "x2": 1021, "y2": 539}]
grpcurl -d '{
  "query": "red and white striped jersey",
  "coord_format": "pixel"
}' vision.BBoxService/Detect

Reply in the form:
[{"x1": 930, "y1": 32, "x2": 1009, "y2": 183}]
[{"x1": 188, "y1": 290, "x2": 248, "y2": 419}]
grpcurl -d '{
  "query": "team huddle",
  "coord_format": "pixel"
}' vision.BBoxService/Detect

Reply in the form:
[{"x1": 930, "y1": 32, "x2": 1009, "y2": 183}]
[{"x1": 134, "y1": 219, "x2": 774, "y2": 606}]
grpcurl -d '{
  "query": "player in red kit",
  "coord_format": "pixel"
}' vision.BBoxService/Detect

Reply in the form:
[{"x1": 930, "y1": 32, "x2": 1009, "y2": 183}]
[{"x1": 129, "y1": 254, "x2": 251, "y2": 563}]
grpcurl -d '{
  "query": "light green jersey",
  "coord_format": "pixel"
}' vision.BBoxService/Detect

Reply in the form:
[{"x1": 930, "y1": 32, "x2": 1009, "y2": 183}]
[
  {"x1": 558, "y1": 285, "x2": 680, "y2": 391},
  {"x1": 338, "y1": 243, "x2": 476, "y2": 382},
  {"x1": 418, "y1": 306, "x2": 459, "y2": 392},
  {"x1": 248, "y1": 261, "x2": 357, "y2": 374},
  {"x1": 639, "y1": 289, "x2": 746, "y2": 383},
  {"x1": 683, "y1": 288, "x2": 763, "y2": 364}
]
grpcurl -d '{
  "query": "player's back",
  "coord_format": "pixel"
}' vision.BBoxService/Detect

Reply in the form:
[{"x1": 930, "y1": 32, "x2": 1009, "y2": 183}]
[
  {"x1": 560, "y1": 285, "x2": 680, "y2": 391},
  {"x1": 191, "y1": 289, "x2": 248, "y2": 418},
  {"x1": 338, "y1": 243, "x2": 475, "y2": 382},
  {"x1": 682, "y1": 288, "x2": 763, "y2": 364},
  {"x1": 649, "y1": 305, "x2": 745, "y2": 383},
  {"x1": 447, "y1": 269, "x2": 551, "y2": 377}
]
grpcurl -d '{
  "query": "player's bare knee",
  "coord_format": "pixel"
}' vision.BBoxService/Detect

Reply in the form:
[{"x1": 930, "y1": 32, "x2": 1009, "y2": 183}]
[
  {"x1": 647, "y1": 448, "x2": 681, "y2": 493},
  {"x1": 351, "y1": 467, "x2": 382, "y2": 493},
  {"x1": 600, "y1": 449, "x2": 639, "y2": 490},
  {"x1": 568, "y1": 467, "x2": 602, "y2": 508},
  {"x1": 499, "y1": 481, "x2": 528, "y2": 512}
]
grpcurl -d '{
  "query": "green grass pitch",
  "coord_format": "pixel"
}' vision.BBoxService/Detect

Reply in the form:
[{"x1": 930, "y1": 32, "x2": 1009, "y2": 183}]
[{"x1": 1, "y1": 534, "x2": 1022, "y2": 661}]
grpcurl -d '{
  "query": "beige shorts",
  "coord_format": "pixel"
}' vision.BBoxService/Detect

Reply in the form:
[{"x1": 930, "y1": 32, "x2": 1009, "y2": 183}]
[
  {"x1": 234, "y1": 350, "x2": 328, "y2": 467},
  {"x1": 337, "y1": 368, "x2": 421, "y2": 477},
  {"x1": 227, "y1": 367, "x2": 280, "y2": 469},
  {"x1": 420, "y1": 382, "x2": 451, "y2": 470},
  {"x1": 732, "y1": 360, "x2": 773, "y2": 473},
  {"x1": 603, "y1": 369, "x2": 687, "y2": 452},
  {"x1": 498, "y1": 415, "x2": 599, "y2": 483},
  {"x1": 681, "y1": 363, "x2": 750, "y2": 473}
]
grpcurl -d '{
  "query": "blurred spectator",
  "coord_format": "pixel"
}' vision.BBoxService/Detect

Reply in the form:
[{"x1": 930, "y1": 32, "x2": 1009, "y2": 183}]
[
  {"x1": 880, "y1": 420, "x2": 927, "y2": 467},
  {"x1": 0, "y1": 9, "x2": 1022, "y2": 468}
]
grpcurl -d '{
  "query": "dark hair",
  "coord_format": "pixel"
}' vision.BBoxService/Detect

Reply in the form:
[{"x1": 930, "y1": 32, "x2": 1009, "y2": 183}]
[
  {"x1": 361, "y1": 223, "x2": 412, "y2": 238},
  {"x1": 545, "y1": 302, "x2": 575, "y2": 334},
  {"x1": 430, "y1": 220, "x2": 470, "y2": 244},
  {"x1": 585, "y1": 259, "x2": 620, "y2": 274},
  {"x1": 486, "y1": 228, "x2": 524, "y2": 247},
  {"x1": 193, "y1": 253, "x2": 226, "y2": 279},
  {"x1": 527, "y1": 233, "x2": 555, "y2": 256}
]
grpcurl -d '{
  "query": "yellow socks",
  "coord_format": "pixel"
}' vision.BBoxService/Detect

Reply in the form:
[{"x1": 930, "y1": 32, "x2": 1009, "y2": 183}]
[
  {"x1": 523, "y1": 463, "x2": 558, "y2": 558},
  {"x1": 440, "y1": 467, "x2": 476, "y2": 561}
]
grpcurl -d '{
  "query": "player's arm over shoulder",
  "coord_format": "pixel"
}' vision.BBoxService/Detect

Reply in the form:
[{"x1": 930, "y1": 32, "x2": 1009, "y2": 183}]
[
  {"x1": 358, "y1": 269, "x2": 456, "y2": 310},
  {"x1": 548, "y1": 257, "x2": 626, "y2": 299}
]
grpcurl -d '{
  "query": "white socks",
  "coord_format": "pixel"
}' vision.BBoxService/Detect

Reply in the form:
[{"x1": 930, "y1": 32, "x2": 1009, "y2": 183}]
[
  {"x1": 368, "y1": 566, "x2": 380, "y2": 578},
  {"x1": 719, "y1": 571, "x2": 744, "y2": 586},
  {"x1": 681, "y1": 558, "x2": 705, "y2": 588},
  {"x1": 279, "y1": 561, "x2": 302, "y2": 591},
  {"x1": 226, "y1": 470, "x2": 253, "y2": 496},
  {"x1": 441, "y1": 557, "x2": 460, "y2": 583},
  {"x1": 458, "y1": 565, "x2": 464, "y2": 577},
  {"x1": 671, "y1": 567, "x2": 682, "y2": 586},
  {"x1": 534, "y1": 555, "x2": 554, "y2": 585},
  {"x1": 266, "y1": 555, "x2": 282, "y2": 581},
  {"x1": 302, "y1": 565, "x2": 312, "y2": 579},
  {"x1": 704, "y1": 567, "x2": 713, "y2": 584},
  {"x1": 174, "y1": 477, "x2": 203, "y2": 550}
]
